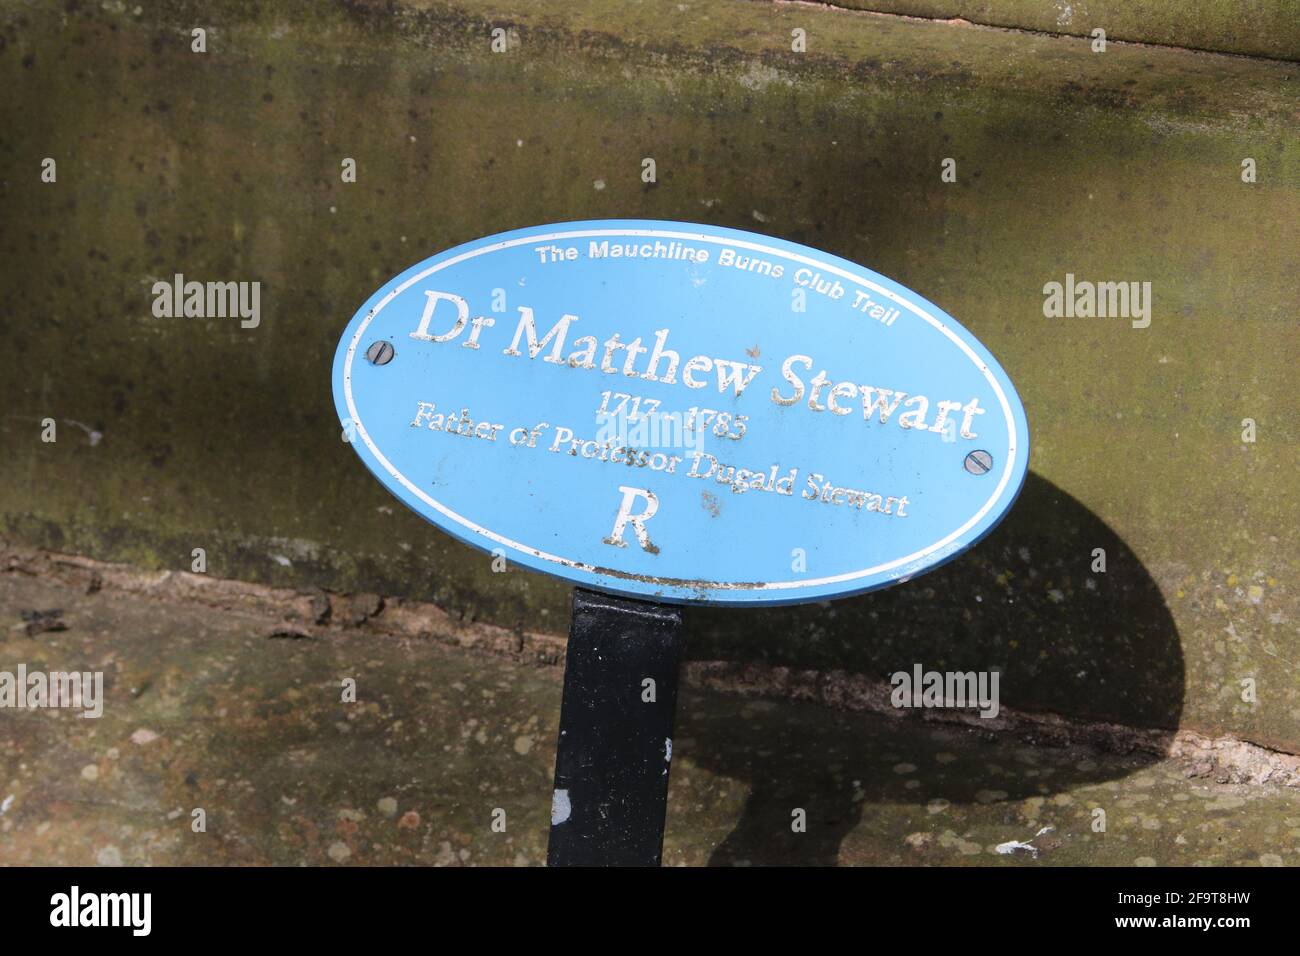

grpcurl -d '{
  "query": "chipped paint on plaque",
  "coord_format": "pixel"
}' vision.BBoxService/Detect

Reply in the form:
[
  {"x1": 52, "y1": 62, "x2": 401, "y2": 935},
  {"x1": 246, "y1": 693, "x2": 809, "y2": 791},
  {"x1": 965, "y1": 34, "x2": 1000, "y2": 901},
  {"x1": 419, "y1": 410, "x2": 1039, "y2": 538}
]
[
  {"x1": 333, "y1": 220, "x2": 1029, "y2": 605},
  {"x1": 551, "y1": 788, "x2": 572, "y2": 826}
]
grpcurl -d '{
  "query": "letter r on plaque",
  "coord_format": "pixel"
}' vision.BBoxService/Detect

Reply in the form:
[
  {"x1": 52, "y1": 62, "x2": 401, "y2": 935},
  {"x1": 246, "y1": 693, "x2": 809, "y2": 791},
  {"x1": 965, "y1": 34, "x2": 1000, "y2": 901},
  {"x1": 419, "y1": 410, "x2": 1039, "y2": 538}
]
[{"x1": 604, "y1": 486, "x2": 660, "y2": 551}]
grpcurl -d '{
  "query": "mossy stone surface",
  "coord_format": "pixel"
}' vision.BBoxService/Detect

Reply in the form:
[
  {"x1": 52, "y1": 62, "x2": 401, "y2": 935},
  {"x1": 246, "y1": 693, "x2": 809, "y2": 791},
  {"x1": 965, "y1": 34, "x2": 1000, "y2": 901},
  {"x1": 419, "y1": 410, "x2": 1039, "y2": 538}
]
[{"x1": 0, "y1": 2, "x2": 1296, "y2": 747}]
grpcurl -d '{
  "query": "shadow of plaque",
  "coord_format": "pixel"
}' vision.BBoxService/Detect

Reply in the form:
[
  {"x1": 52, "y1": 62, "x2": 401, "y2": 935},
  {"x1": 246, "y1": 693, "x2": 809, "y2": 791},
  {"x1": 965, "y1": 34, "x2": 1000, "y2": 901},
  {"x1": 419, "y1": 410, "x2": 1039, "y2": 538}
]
[{"x1": 681, "y1": 472, "x2": 1184, "y2": 866}]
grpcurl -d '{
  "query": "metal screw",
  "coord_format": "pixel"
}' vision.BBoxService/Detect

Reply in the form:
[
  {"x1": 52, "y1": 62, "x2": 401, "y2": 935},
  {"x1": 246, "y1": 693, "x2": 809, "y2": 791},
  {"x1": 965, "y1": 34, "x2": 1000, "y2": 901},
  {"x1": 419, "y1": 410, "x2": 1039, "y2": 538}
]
[
  {"x1": 964, "y1": 450, "x2": 993, "y2": 475},
  {"x1": 366, "y1": 340, "x2": 395, "y2": 365}
]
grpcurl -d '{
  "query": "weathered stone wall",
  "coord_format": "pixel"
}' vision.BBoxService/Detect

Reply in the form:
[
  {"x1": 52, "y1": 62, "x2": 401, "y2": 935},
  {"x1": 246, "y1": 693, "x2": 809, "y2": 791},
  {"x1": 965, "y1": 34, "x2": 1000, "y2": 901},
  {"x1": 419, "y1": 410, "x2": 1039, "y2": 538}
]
[{"x1": 1, "y1": 2, "x2": 1296, "y2": 749}]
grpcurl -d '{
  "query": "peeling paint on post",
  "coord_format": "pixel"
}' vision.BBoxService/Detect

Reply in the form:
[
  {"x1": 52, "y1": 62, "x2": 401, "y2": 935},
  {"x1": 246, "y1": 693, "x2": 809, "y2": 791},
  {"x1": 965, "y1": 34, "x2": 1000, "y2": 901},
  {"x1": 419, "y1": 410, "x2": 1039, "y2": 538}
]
[{"x1": 546, "y1": 590, "x2": 683, "y2": 866}]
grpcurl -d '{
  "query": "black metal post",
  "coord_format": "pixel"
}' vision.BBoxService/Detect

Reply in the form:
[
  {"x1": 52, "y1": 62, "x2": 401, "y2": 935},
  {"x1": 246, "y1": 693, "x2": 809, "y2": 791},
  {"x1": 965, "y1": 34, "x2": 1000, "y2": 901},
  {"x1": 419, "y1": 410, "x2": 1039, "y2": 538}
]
[{"x1": 546, "y1": 588, "x2": 685, "y2": 867}]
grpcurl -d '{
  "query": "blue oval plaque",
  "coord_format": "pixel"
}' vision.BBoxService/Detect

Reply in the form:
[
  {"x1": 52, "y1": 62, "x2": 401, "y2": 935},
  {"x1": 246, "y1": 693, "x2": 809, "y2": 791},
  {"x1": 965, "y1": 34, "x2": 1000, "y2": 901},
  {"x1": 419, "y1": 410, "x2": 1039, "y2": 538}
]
[{"x1": 333, "y1": 220, "x2": 1029, "y2": 606}]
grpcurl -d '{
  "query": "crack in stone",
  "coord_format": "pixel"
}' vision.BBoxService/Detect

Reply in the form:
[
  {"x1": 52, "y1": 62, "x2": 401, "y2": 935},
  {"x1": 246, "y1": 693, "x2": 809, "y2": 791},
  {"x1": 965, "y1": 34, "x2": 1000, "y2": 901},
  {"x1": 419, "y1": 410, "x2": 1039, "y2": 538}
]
[{"x1": 4, "y1": 540, "x2": 1298, "y2": 787}]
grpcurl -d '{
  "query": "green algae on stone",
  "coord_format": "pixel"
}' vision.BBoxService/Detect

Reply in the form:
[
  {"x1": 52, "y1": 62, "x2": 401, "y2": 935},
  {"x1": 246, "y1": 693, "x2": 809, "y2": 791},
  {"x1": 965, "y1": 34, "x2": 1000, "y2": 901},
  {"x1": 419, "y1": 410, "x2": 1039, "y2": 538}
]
[{"x1": 0, "y1": 0, "x2": 1296, "y2": 749}]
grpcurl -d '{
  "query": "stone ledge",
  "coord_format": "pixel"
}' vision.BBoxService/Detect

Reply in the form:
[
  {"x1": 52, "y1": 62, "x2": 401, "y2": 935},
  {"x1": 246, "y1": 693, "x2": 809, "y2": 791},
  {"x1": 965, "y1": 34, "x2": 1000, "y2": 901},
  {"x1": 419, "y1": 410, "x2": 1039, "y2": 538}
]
[{"x1": 7, "y1": 540, "x2": 1297, "y2": 788}]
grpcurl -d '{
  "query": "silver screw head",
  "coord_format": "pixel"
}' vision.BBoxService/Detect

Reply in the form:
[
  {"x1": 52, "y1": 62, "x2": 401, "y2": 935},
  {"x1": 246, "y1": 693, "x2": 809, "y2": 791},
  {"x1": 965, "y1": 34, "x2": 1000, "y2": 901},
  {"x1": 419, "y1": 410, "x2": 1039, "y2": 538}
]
[
  {"x1": 366, "y1": 340, "x2": 395, "y2": 365},
  {"x1": 964, "y1": 450, "x2": 993, "y2": 475}
]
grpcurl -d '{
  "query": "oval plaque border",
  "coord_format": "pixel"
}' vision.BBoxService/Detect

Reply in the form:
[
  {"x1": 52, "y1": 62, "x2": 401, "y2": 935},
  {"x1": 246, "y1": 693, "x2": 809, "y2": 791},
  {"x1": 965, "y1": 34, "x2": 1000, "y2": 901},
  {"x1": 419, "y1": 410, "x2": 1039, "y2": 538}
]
[{"x1": 334, "y1": 220, "x2": 1030, "y2": 605}]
